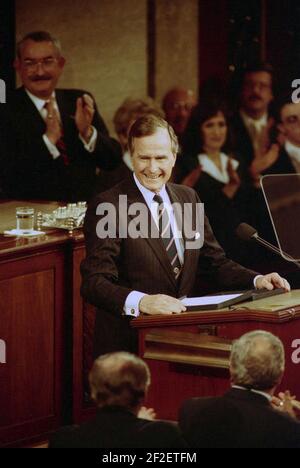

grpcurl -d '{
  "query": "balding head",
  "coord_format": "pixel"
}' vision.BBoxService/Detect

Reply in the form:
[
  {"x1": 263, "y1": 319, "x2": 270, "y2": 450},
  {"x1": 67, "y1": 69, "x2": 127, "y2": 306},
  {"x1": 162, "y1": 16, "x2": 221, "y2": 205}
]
[
  {"x1": 162, "y1": 87, "x2": 196, "y2": 138},
  {"x1": 230, "y1": 331, "x2": 285, "y2": 391},
  {"x1": 89, "y1": 352, "x2": 151, "y2": 412}
]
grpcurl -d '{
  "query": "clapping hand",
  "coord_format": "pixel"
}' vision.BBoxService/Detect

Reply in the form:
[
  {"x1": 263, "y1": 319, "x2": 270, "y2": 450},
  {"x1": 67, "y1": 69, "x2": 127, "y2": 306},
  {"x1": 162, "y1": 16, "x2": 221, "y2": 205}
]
[
  {"x1": 223, "y1": 158, "x2": 241, "y2": 199},
  {"x1": 45, "y1": 97, "x2": 62, "y2": 145},
  {"x1": 75, "y1": 93, "x2": 95, "y2": 142}
]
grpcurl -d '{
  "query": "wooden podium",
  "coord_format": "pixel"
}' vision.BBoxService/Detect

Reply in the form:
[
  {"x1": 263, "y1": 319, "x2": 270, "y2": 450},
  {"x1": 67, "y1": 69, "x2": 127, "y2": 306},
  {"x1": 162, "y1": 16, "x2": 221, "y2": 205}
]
[{"x1": 132, "y1": 291, "x2": 300, "y2": 420}]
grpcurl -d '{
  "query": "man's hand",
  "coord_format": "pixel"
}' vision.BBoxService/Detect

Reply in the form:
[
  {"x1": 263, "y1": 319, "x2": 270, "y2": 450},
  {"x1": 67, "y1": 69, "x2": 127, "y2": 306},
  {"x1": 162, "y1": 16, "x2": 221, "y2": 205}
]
[
  {"x1": 45, "y1": 98, "x2": 62, "y2": 145},
  {"x1": 75, "y1": 93, "x2": 95, "y2": 142},
  {"x1": 255, "y1": 273, "x2": 290, "y2": 292},
  {"x1": 223, "y1": 158, "x2": 241, "y2": 199},
  {"x1": 138, "y1": 406, "x2": 157, "y2": 420},
  {"x1": 249, "y1": 143, "x2": 280, "y2": 185},
  {"x1": 139, "y1": 294, "x2": 186, "y2": 315},
  {"x1": 272, "y1": 390, "x2": 300, "y2": 420}
]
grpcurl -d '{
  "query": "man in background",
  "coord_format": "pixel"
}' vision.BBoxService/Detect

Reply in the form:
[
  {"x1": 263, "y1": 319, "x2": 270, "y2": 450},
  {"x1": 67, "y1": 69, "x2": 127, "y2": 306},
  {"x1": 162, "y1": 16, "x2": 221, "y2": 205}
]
[
  {"x1": 162, "y1": 87, "x2": 196, "y2": 144},
  {"x1": 49, "y1": 352, "x2": 186, "y2": 448},
  {"x1": 179, "y1": 330, "x2": 300, "y2": 448},
  {"x1": 2, "y1": 31, "x2": 121, "y2": 201}
]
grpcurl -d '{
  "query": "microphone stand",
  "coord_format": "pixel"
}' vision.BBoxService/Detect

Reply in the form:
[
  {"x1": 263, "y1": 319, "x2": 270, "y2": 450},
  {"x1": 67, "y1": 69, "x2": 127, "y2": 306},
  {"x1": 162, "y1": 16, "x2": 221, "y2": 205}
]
[{"x1": 252, "y1": 232, "x2": 300, "y2": 270}]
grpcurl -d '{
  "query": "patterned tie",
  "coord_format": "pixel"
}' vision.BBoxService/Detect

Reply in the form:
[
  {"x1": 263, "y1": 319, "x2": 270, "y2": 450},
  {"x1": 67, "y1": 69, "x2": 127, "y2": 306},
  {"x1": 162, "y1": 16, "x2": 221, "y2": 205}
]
[
  {"x1": 153, "y1": 194, "x2": 181, "y2": 279},
  {"x1": 44, "y1": 102, "x2": 70, "y2": 166}
]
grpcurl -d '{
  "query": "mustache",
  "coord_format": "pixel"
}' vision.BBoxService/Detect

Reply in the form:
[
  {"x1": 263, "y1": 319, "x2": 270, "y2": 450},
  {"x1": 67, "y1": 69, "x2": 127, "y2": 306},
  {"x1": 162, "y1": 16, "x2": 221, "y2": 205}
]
[{"x1": 30, "y1": 75, "x2": 52, "y2": 81}]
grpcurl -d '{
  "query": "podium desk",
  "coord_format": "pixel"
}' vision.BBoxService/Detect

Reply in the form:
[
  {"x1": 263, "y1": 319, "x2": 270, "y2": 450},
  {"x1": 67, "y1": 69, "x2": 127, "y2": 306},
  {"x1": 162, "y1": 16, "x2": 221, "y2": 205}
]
[
  {"x1": 132, "y1": 291, "x2": 300, "y2": 420},
  {"x1": 0, "y1": 200, "x2": 86, "y2": 446}
]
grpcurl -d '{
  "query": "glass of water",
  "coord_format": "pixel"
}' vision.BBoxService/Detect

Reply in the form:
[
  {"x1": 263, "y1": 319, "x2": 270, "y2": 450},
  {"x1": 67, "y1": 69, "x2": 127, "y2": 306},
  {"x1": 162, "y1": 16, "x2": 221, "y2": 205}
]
[{"x1": 16, "y1": 207, "x2": 35, "y2": 234}]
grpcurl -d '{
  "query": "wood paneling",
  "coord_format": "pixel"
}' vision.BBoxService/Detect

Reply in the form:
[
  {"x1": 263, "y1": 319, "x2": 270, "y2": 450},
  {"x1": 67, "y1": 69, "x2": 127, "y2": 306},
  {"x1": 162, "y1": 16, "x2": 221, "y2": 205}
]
[{"x1": 0, "y1": 201, "x2": 74, "y2": 446}]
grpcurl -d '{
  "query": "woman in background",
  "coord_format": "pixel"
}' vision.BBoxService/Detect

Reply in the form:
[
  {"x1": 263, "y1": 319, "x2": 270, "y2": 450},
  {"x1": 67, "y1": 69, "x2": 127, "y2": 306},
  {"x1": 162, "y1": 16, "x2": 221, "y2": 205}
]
[{"x1": 181, "y1": 103, "x2": 247, "y2": 262}]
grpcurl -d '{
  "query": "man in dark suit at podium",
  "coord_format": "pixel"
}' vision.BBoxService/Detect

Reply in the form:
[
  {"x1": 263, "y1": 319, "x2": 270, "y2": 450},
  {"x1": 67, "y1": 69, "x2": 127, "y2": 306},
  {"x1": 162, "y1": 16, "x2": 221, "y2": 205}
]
[
  {"x1": 81, "y1": 115, "x2": 290, "y2": 357},
  {"x1": 2, "y1": 31, "x2": 121, "y2": 201},
  {"x1": 179, "y1": 330, "x2": 300, "y2": 448}
]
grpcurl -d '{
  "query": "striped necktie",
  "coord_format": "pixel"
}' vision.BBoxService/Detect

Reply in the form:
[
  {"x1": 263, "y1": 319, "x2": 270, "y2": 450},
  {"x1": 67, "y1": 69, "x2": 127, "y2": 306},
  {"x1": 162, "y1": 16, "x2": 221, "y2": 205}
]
[{"x1": 153, "y1": 194, "x2": 181, "y2": 279}]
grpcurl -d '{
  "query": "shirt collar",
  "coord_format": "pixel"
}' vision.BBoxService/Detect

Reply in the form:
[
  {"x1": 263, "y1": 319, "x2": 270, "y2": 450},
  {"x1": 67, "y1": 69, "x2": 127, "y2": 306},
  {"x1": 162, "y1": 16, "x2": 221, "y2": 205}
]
[
  {"x1": 25, "y1": 89, "x2": 56, "y2": 112},
  {"x1": 232, "y1": 385, "x2": 272, "y2": 402},
  {"x1": 284, "y1": 140, "x2": 300, "y2": 162},
  {"x1": 198, "y1": 153, "x2": 239, "y2": 184},
  {"x1": 133, "y1": 173, "x2": 169, "y2": 207},
  {"x1": 240, "y1": 110, "x2": 268, "y2": 132}
]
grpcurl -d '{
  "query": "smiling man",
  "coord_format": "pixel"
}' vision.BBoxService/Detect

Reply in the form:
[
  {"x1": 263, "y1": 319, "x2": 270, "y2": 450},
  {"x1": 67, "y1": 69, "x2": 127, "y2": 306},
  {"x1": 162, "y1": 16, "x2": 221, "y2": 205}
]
[
  {"x1": 81, "y1": 114, "x2": 290, "y2": 357},
  {"x1": 2, "y1": 31, "x2": 121, "y2": 201}
]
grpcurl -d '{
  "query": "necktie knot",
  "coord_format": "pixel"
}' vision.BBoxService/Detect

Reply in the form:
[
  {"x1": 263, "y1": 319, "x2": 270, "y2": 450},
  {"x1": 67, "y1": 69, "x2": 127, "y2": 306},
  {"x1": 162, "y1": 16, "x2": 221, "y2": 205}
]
[{"x1": 153, "y1": 194, "x2": 163, "y2": 205}]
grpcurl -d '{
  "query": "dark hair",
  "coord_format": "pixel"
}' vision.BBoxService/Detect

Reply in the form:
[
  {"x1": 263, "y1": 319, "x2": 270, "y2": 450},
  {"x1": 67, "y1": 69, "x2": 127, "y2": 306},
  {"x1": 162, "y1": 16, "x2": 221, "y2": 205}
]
[
  {"x1": 128, "y1": 114, "x2": 179, "y2": 155},
  {"x1": 181, "y1": 102, "x2": 230, "y2": 158},
  {"x1": 274, "y1": 91, "x2": 296, "y2": 123},
  {"x1": 239, "y1": 61, "x2": 274, "y2": 94},
  {"x1": 17, "y1": 31, "x2": 62, "y2": 58}
]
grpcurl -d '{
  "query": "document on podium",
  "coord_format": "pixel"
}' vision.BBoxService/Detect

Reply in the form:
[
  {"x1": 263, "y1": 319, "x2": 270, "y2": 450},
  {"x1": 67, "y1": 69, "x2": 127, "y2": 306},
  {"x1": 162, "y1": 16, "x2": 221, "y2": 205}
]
[{"x1": 181, "y1": 288, "x2": 286, "y2": 311}]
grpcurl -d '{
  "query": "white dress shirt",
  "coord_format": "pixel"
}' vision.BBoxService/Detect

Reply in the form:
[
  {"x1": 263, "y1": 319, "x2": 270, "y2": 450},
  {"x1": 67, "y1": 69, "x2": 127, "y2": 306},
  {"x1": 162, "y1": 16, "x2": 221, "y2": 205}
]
[
  {"x1": 232, "y1": 385, "x2": 272, "y2": 402},
  {"x1": 240, "y1": 110, "x2": 268, "y2": 134},
  {"x1": 285, "y1": 140, "x2": 300, "y2": 173},
  {"x1": 124, "y1": 173, "x2": 184, "y2": 317},
  {"x1": 240, "y1": 111, "x2": 268, "y2": 152}
]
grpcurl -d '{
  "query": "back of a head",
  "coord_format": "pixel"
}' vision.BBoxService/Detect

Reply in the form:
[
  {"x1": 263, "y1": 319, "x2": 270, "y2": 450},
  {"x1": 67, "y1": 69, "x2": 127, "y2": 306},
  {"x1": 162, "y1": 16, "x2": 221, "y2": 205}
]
[
  {"x1": 230, "y1": 330, "x2": 285, "y2": 391},
  {"x1": 89, "y1": 352, "x2": 150, "y2": 411}
]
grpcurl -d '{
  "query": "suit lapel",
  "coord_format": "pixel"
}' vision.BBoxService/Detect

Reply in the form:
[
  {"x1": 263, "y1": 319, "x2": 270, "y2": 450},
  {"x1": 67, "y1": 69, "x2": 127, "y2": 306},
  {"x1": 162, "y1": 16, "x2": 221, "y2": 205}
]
[{"x1": 19, "y1": 87, "x2": 46, "y2": 133}]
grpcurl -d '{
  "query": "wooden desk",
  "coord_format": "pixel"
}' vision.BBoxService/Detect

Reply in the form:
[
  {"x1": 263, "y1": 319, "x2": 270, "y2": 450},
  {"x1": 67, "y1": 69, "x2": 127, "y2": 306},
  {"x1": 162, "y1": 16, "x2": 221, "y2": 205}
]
[
  {"x1": 0, "y1": 201, "x2": 86, "y2": 446},
  {"x1": 132, "y1": 292, "x2": 300, "y2": 420}
]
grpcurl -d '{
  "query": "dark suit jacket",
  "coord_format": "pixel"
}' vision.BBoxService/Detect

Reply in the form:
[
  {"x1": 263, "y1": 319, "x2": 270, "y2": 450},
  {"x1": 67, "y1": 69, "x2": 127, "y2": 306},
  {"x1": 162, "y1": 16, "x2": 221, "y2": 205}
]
[
  {"x1": 2, "y1": 87, "x2": 122, "y2": 201},
  {"x1": 179, "y1": 388, "x2": 300, "y2": 448},
  {"x1": 49, "y1": 406, "x2": 187, "y2": 448},
  {"x1": 230, "y1": 113, "x2": 255, "y2": 168},
  {"x1": 264, "y1": 147, "x2": 297, "y2": 175},
  {"x1": 81, "y1": 175, "x2": 258, "y2": 356}
]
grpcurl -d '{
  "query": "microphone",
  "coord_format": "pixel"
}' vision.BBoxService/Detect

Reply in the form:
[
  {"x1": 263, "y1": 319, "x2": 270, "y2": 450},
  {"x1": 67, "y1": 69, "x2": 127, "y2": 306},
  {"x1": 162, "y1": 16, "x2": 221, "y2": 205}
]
[{"x1": 236, "y1": 223, "x2": 300, "y2": 269}]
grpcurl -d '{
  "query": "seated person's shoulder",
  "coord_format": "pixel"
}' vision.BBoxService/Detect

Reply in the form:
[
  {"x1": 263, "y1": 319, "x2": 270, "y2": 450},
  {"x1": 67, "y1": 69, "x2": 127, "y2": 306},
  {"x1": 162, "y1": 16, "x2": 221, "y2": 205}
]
[
  {"x1": 137, "y1": 419, "x2": 187, "y2": 448},
  {"x1": 48, "y1": 424, "x2": 81, "y2": 448}
]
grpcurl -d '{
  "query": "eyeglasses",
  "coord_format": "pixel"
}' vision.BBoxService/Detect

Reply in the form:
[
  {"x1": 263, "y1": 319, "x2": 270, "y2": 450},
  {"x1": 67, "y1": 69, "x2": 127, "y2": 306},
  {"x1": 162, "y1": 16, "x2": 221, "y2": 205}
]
[{"x1": 22, "y1": 57, "x2": 58, "y2": 71}]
